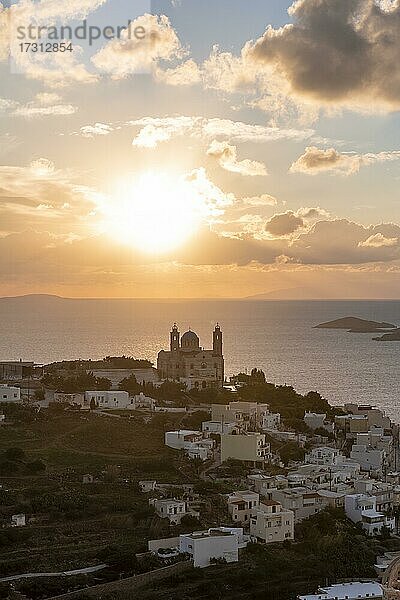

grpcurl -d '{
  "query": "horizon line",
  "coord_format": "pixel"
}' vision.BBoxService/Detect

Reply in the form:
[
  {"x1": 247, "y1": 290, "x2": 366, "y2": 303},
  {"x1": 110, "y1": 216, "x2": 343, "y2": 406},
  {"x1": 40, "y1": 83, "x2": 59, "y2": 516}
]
[{"x1": 1, "y1": 293, "x2": 400, "y2": 302}]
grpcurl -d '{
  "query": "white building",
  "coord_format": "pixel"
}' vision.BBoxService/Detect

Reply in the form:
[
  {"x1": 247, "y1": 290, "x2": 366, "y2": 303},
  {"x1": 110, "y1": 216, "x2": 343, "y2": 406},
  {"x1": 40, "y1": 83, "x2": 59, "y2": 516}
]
[
  {"x1": 355, "y1": 428, "x2": 393, "y2": 466},
  {"x1": 151, "y1": 498, "x2": 187, "y2": 525},
  {"x1": 221, "y1": 432, "x2": 271, "y2": 464},
  {"x1": 250, "y1": 501, "x2": 294, "y2": 544},
  {"x1": 269, "y1": 487, "x2": 331, "y2": 523},
  {"x1": 165, "y1": 430, "x2": 215, "y2": 461},
  {"x1": 288, "y1": 461, "x2": 360, "y2": 491},
  {"x1": 355, "y1": 480, "x2": 396, "y2": 514},
  {"x1": 304, "y1": 412, "x2": 334, "y2": 433},
  {"x1": 262, "y1": 412, "x2": 281, "y2": 431},
  {"x1": 139, "y1": 480, "x2": 157, "y2": 493},
  {"x1": 179, "y1": 527, "x2": 247, "y2": 568},
  {"x1": 131, "y1": 392, "x2": 156, "y2": 411},
  {"x1": 0, "y1": 384, "x2": 21, "y2": 403},
  {"x1": 85, "y1": 390, "x2": 130, "y2": 409},
  {"x1": 345, "y1": 494, "x2": 395, "y2": 536},
  {"x1": 298, "y1": 582, "x2": 384, "y2": 600},
  {"x1": 211, "y1": 401, "x2": 270, "y2": 430},
  {"x1": 305, "y1": 447, "x2": 341, "y2": 466},
  {"x1": 247, "y1": 474, "x2": 289, "y2": 496},
  {"x1": 202, "y1": 421, "x2": 238, "y2": 435},
  {"x1": 227, "y1": 490, "x2": 260, "y2": 524},
  {"x1": 11, "y1": 514, "x2": 26, "y2": 527},
  {"x1": 350, "y1": 444, "x2": 385, "y2": 473}
]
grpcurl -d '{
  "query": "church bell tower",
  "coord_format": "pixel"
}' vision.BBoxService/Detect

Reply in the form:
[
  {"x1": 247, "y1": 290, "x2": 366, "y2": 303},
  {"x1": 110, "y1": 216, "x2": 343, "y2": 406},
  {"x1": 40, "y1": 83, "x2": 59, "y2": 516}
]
[
  {"x1": 213, "y1": 323, "x2": 223, "y2": 355},
  {"x1": 170, "y1": 323, "x2": 180, "y2": 351}
]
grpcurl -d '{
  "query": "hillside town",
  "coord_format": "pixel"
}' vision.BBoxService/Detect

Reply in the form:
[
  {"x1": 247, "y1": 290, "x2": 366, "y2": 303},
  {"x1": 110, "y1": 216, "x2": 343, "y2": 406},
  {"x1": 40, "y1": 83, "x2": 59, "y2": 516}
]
[{"x1": 1, "y1": 325, "x2": 400, "y2": 599}]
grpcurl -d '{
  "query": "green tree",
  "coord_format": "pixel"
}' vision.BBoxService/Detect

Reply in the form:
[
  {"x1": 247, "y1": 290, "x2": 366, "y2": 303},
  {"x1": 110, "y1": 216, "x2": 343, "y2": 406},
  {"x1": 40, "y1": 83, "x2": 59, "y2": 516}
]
[
  {"x1": 119, "y1": 373, "x2": 141, "y2": 395},
  {"x1": 5, "y1": 448, "x2": 25, "y2": 461},
  {"x1": 25, "y1": 459, "x2": 46, "y2": 474}
]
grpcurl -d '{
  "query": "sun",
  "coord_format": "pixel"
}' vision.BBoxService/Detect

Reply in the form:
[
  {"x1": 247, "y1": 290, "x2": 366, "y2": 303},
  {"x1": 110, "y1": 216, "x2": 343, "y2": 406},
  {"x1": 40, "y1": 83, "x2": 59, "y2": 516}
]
[{"x1": 101, "y1": 171, "x2": 208, "y2": 254}]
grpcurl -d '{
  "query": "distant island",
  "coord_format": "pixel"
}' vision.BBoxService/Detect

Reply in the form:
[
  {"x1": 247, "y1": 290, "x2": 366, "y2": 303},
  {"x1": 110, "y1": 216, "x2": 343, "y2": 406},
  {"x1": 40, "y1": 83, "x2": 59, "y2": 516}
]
[{"x1": 314, "y1": 316, "x2": 396, "y2": 333}]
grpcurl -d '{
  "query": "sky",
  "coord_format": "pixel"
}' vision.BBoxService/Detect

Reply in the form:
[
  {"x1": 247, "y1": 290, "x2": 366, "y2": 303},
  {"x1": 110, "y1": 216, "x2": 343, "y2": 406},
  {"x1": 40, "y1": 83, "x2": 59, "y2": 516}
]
[{"x1": 1, "y1": 0, "x2": 400, "y2": 298}]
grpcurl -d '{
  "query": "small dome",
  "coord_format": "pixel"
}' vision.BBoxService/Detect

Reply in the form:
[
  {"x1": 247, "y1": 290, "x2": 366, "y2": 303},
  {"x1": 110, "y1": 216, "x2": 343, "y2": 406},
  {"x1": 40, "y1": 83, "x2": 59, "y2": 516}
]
[{"x1": 181, "y1": 330, "x2": 200, "y2": 349}]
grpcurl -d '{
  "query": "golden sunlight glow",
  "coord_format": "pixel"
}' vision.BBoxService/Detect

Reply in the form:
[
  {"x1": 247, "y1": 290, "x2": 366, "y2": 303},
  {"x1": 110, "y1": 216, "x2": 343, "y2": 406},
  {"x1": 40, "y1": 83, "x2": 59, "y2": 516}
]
[{"x1": 100, "y1": 171, "x2": 224, "y2": 254}]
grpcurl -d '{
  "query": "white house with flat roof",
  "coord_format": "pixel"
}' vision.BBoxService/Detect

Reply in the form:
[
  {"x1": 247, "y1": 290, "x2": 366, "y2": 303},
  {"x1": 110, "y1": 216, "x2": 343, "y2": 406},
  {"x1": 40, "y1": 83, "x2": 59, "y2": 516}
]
[
  {"x1": 305, "y1": 447, "x2": 341, "y2": 466},
  {"x1": 131, "y1": 392, "x2": 156, "y2": 411},
  {"x1": 150, "y1": 498, "x2": 187, "y2": 525},
  {"x1": 247, "y1": 474, "x2": 289, "y2": 496},
  {"x1": 298, "y1": 582, "x2": 383, "y2": 600},
  {"x1": 165, "y1": 430, "x2": 215, "y2": 461},
  {"x1": 269, "y1": 487, "x2": 331, "y2": 523},
  {"x1": 0, "y1": 384, "x2": 21, "y2": 403},
  {"x1": 139, "y1": 480, "x2": 157, "y2": 493},
  {"x1": 85, "y1": 390, "x2": 129, "y2": 409},
  {"x1": 227, "y1": 490, "x2": 260, "y2": 524},
  {"x1": 211, "y1": 402, "x2": 270, "y2": 429},
  {"x1": 345, "y1": 493, "x2": 395, "y2": 536},
  {"x1": 179, "y1": 527, "x2": 247, "y2": 568},
  {"x1": 250, "y1": 500, "x2": 294, "y2": 544},
  {"x1": 350, "y1": 444, "x2": 385, "y2": 473}
]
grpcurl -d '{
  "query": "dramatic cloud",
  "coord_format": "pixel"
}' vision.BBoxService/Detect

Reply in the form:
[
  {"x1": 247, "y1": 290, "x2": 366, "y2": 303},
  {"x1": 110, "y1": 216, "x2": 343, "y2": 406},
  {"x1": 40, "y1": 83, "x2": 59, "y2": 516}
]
[
  {"x1": 131, "y1": 117, "x2": 197, "y2": 148},
  {"x1": 201, "y1": 44, "x2": 259, "y2": 94},
  {"x1": 292, "y1": 220, "x2": 400, "y2": 264},
  {"x1": 265, "y1": 211, "x2": 304, "y2": 237},
  {"x1": 0, "y1": 159, "x2": 102, "y2": 236},
  {"x1": 358, "y1": 233, "x2": 398, "y2": 248},
  {"x1": 79, "y1": 123, "x2": 114, "y2": 138},
  {"x1": 182, "y1": 168, "x2": 235, "y2": 217},
  {"x1": 249, "y1": 0, "x2": 400, "y2": 111},
  {"x1": 130, "y1": 116, "x2": 314, "y2": 148},
  {"x1": 0, "y1": 93, "x2": 77, "y2": 118},
  {"x1": 12, "y1": 93, "x2": 77, "y2": 118},
  {"x1": 155, "y1": 59, "x2": 202, "y2": 86},
  {"x1": 11, "y1": 46, "x2": 98, "y2": 88},
  {"x1": 290, "y1": 146, "x2": 400, "y2": 175},
  {"x1": 207, "y1": 140, "x2": 268, "y2": 176},
  {"x1": 91, "y1": 14, "x2": 186, "y2": 78}
]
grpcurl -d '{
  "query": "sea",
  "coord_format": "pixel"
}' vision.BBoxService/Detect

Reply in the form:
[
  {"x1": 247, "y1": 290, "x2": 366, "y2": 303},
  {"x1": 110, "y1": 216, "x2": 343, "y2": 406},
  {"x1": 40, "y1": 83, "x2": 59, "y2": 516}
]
[{"x1": 0, "y1": 296, "x2": 399, "y2": 420}]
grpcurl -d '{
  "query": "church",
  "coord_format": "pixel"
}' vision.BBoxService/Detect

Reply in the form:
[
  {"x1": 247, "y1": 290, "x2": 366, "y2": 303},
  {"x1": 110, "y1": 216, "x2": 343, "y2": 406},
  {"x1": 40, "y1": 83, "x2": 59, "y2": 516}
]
[{"x1": 157, "y1": 324, "x2": 224, "y2": 390}]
